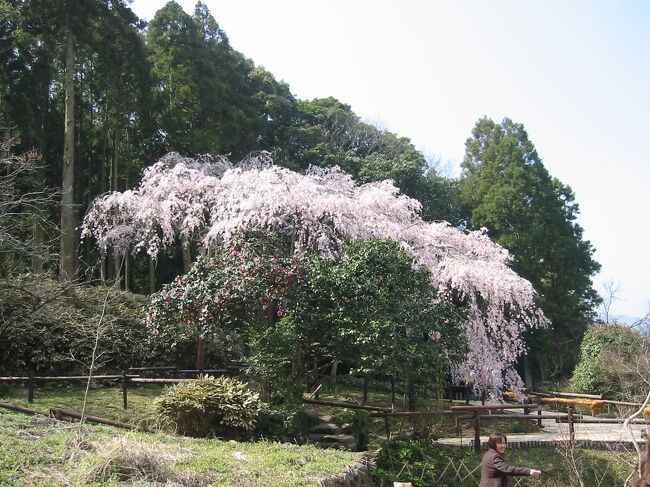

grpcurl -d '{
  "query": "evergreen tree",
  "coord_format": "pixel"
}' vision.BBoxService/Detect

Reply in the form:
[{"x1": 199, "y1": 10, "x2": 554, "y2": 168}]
[
  {"x1": 459, "y1": 117, "x2": 601, "y2": 383},
  {"x1": 278, "y1": 97, "x2": 441, "y2": 204},
  {"x1": 2, "y1": 0, "x2": 148, "y2": 282}
]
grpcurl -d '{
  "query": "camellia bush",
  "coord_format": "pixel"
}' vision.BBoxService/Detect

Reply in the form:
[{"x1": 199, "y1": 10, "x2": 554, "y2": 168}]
[
  {"x1": 82, "y1": 152, "x2": 548, "y2": 396},
  {"x1": 145, "y1": 230, "x2": 308, "y2": 352}
]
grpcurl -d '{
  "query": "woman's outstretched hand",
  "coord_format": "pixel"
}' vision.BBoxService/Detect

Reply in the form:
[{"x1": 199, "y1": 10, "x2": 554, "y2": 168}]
[{"x1": 530, "y1": 469, "x2": 542, "y2": 477}]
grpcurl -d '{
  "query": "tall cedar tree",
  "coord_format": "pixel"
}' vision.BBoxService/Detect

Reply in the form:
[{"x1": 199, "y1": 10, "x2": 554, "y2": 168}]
[
  {"x1": 2, "y1": 0, "x2": 148, "y2": 281},
  {"x1": 459, "y1": 117, "x2": 600, "y2": 383}
]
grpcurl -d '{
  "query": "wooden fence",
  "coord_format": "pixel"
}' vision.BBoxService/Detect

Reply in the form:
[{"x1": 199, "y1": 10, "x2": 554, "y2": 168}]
[
  {"x1": 4, "y1": 372, "x2": 648, "y2": 450},
  {"x1": 0, "y1": 367, "x2": 233, "y2": 409}
]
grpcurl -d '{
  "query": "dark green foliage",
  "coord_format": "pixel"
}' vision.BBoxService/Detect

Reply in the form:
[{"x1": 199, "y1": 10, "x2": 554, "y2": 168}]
[
  {"x1": 374, "y1": 439, "x2": 634, "y2": 487},
  {"x1": 252, "y1": 398, "x2": 316, "y2": 443},
  {"x1": 0, "y1": 274, "x2": 156, "y2": 375},
  {"x1": 345, "y1": 409, "x2": 371, "y2": 451},
  {"x1": 155, "y1": 375, "x2": 264, "y2": 438},
  {"x1": 459, "y1": 117, "x2": 600, "y2": 382},
  {"x1": 246, "y1": 315, "x2": 312, "y2": 399},
  {"x1": 418, "y1": 173, "x2": 468, "y2": 226},
  {"x1": 146, "y1": 1, "x2": 296, "y2": 159},
  {"x1": 307, "y1": 239, "x2": 467, "y2": 408},
  {"x1": 374, "y1": 439, "x2": 472, "y2": 487}
]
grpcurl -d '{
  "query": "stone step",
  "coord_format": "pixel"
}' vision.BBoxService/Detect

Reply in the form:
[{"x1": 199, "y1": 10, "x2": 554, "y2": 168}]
[
  {"x1": 313, "y1": 434, "x2": 358, "y2": 451},
  {"x1": 309, "y1": 422, "x2": 342, "y2": 435}
]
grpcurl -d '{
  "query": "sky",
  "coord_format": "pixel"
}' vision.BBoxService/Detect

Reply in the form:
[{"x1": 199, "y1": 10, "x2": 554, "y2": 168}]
[{"x1": 130, "y1": 0, "x2": 650, "y2": 319}]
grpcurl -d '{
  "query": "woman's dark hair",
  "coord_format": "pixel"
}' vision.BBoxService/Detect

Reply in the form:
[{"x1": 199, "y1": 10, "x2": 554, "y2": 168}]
[{"x1": 487, "y1": 432, "x2": 507, "y2": 450}]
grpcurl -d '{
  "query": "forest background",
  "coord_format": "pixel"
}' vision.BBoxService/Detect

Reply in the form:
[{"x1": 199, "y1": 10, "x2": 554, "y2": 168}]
[{"x1": 0, "y1": 0, "x2": 644, "y2": 389}]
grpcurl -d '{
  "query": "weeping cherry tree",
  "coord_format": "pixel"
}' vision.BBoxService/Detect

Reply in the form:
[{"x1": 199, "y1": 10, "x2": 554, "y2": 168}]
[{"x1": 82, "y1": 152, "x2": 548, "y2": 396}]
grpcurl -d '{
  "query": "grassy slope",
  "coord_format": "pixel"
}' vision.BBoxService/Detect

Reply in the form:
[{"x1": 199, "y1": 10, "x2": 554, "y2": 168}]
[{"x1": 0, "y1": 384, "x2": 359, "y2": 487}]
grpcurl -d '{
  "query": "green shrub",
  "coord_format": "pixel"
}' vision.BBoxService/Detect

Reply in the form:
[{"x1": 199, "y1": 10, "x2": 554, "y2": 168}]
[
  {"x1": 0, "y1": 274, "x2": 157, "y2": 375},
  {"x1": 246, "y1": 316, "x2": 312, "y2": 400},
  {"x1": 374, "y1": 439, "x2": 470, "y2": 487},
  {"x1": 155, "y1": 375, "x2": 265, "y2": 439},
  {"x1": 570, "y1": 323, "x2": 643, "y2": 396},
  {"x1": 505, "y1": 421, "x2": 525, "y2": 434}
]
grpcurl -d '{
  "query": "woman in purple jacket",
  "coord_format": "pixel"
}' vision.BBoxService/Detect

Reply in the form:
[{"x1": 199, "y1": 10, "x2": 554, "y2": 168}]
[{"x1": 479, "y1": 432, "x2": 541, "y2": 487}]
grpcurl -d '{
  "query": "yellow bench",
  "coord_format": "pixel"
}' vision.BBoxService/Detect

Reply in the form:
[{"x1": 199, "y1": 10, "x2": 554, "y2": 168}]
[{"x1": 542, "y1": 397, "x2": 606, "y2": 416}]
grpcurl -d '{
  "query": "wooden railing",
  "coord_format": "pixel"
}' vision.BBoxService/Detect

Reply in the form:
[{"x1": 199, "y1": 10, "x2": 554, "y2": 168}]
[{"x1": 0, "y1": 367, "x2": 233, "y2": 408}]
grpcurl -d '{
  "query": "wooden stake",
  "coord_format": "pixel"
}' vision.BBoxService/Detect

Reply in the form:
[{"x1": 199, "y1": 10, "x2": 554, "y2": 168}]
[
  {"x1": 122, "y1": 370, "x2": 128, "y2": 410},
  {"x1": 28, "y1": 375, "x2": 34, "y2": 403},
  {"x1": 473, "y1": 410, "x2": 480, "y2": 452}
]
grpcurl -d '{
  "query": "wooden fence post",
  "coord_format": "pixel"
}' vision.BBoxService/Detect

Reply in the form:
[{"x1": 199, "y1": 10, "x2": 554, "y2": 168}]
[
  {"x1": 363, "y1": 376, "x2": 369, "y2": 405},
  {"x1": 384, "y1": 416, "x2": 391, "y2": 441},
  {"x1": 568, "y1": 406, "x2": 575, "y2": 443},
  {"x1": 537, "y1": 405, "x2": 542, "y2": 427},
  {"x1": 523, "y1": 406, "x2": 530, "y2": 432},
  {"x1": 28, "y1": 375, "x2": 34, "y2": 403},
  {"x1": 122, "y1": 370, "x2": 128, "y2": 410},
  {"x1": 473, "y1": 410, "x2": 480, "y2": 452}
]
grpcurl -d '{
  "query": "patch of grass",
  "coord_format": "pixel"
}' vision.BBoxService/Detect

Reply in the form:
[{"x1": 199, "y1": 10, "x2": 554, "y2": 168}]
[
  {"x1": 0, "y1": 409, "x2": 358, "y2": 487},
  {"x1": 2, "y1": 383, "x2": 163, "y2": 426}
]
